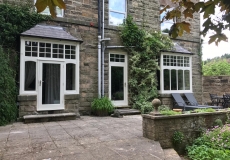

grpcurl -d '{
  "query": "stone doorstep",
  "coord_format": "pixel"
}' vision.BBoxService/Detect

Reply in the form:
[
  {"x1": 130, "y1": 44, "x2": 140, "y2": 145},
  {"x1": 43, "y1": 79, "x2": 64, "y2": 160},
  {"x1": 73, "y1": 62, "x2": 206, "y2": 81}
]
[
  {"x1": 23, "y1": 113, "x2": 77, "y2": 123},
  {"x1": 116, "y1": 109, "x2": 141, "y2": 115}
]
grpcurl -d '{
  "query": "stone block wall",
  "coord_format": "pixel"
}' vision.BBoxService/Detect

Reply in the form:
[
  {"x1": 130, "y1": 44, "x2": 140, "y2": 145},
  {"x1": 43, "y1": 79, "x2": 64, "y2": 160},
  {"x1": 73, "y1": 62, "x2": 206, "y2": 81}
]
[
  {"x1": 2, "y1": 0, "x2": 202, "y2": 115},
  {"x1": 203, "y1": 76, "x2": 230, "y2": 104},
  {"x1": 18, "y1": 94, "x2": 80, "y2": 118},
  {"x1": 142, "y1": 111, "x2": 228, "y2": 148}
]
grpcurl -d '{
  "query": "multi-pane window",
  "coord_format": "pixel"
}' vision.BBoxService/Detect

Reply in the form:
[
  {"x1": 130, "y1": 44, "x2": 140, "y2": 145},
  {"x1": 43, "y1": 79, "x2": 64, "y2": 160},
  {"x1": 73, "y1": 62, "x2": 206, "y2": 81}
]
[
  {"x1": 25, "y1": 41, "x2": 76, "y2": 60},
  {"x1": 110, "y1": 54, "x2": 125, "y2": 62},
  {"x1": 109, "y1": 0, "x2": 126, "y2": 25},
  {"x1": 159, "y1": 54, "x2": 192, "y2": 93},
  {"x1": 160, "y1": 7, "x2": 174, "y2": 33}
]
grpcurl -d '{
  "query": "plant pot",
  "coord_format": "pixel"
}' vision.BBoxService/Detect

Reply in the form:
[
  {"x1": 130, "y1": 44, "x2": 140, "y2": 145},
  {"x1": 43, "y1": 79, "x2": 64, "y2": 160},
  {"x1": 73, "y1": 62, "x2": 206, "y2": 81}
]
[{"x1": 94, "y1": 110, "x2": 109, "y2": 116}]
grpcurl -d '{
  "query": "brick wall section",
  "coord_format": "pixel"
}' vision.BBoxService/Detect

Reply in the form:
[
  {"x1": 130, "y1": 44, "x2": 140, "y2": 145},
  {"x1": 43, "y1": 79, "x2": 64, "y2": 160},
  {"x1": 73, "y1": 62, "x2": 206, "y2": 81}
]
[
  {"x1": 203, "y1": 76, "x2": 230, "y2": 105},
  {"x1": 142, "y1": 111, "x2": 228, "y2": 148}
]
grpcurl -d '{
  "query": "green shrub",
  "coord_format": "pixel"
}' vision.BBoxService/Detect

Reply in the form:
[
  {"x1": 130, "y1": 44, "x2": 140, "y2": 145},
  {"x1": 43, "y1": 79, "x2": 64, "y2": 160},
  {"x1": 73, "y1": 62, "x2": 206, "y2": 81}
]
[
  {"x1": 173, "y1": 131, "x2": 184, "y2": 145},
  {"x1": 187, "y1": 124, "x2": 230, "y2": 159},
  {"x1": 91, "y1": 97, "x2": 114, "y2": 114},
  {"x1": 213, "y1": 118, "x2": 223, "y2": 127},
  {"x1": 160, "y1": 110, "x2": 182, "y2": 115},
  {"x1": 194, "y1": 108, "x2": 215, "y2": 113},
  {"x1": 140, "y1": 102, "x2": 153, "y2": 114},
  {"x1": 0, "y1": 46, "x2": 17, "y2": 125},
  {"x1": 158, "y1": 105, "x2": 170, "y2": 112}
]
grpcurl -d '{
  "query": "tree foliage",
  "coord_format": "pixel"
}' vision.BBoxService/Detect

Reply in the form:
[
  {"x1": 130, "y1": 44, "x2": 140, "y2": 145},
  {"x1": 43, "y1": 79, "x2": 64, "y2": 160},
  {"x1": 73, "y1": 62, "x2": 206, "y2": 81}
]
[
  {"x1": 161, "y1": 0, "x2": 230, "y2": 45},
  {"x1": 203, "y1": 59, "x2": 230, "y2": 76},
  {"x1": 35, "y1": 0, "x2": 66, "y2": 18},
  {"x1": 0, "y1": 3, "x2": 50, "y2": 49},
  {"x1": 119, "y1": 16, "x2": 173, "y2": 113}
]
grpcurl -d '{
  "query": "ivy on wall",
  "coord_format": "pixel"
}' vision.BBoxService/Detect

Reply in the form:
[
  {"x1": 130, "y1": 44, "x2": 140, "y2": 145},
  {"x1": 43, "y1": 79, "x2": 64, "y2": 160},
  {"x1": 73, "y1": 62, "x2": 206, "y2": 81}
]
[
  {"x1": 0, "y1": 2, "x2": 50, "y2": 49},
  {"x1": 0, "y1": 2, "x2": 50, "y2": 125},
  {"x1": 119, "y1": 16, "x2": 173, "y2": 113}
]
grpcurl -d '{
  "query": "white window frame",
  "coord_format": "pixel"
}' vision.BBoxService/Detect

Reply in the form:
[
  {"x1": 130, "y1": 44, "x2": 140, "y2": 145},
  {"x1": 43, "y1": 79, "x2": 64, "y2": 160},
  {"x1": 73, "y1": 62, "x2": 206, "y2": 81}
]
[
  {"x1": 159, "y1": 52, "x2": 192, "y2": 94},
  {"x1": 160, "y1": 6, "x2": 174, "y2": 34},
  {"x1": 34, "y1": 0, "x2": 64, "y2": 17},
  {"x1": 19, "y1": 37, "x2": 80, "y2": 95},
  {"x1": 109, "y1": 0, "x2": 127, "y2": 26}
]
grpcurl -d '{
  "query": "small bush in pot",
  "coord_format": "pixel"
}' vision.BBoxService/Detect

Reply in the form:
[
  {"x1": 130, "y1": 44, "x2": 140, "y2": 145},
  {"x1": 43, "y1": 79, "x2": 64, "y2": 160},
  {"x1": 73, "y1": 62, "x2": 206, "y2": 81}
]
[{"x1": 91, "y1": 97, "x2": 114, "y2": 116}]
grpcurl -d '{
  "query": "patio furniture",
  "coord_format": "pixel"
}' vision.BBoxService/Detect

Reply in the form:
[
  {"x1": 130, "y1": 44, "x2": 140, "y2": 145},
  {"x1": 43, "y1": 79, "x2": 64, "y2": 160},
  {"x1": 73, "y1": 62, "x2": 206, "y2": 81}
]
[
  {"x1": 184, "y1": 93, "x2": 221, "y2": 109},
  {"x1": 172, "y1": 93, "x2": 220, "y2": 111},
  {"x1": 223, "y1": 94, "x2": 230, "y2": 108},
  {"x1": 209, "y1": 93, "x2": 219, "y2": 106},
  {"x1": 172, "y1": 93, "x2": 208, "y2": 111}
]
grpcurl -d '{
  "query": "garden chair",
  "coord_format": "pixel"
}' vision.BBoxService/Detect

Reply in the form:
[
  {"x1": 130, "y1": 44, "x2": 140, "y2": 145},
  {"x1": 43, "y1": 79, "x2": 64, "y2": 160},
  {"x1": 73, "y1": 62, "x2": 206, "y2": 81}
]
[
  {"x1": 223, "y1": 94, "x2": 230, "y2": 108},
  {"x1": 209, "y1": 93, "x2": 218, "y2": 106},
  {"x1": 172, "y1": 93, "x2": 208, "y2": 111},
  {"x1": 184, "y1": 93, "x2": 221, "y2": 109}
]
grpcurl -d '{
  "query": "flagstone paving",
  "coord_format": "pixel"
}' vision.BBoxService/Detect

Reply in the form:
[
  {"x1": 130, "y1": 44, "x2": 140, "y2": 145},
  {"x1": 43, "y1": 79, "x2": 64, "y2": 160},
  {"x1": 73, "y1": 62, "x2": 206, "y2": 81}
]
[{"x1": 0, "y1": 115, "x2": 180, "y2": 160}]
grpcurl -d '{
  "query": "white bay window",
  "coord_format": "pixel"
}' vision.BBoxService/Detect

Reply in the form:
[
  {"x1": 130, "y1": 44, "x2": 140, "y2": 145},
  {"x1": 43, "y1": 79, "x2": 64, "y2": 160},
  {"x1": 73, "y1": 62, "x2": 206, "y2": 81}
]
[{"x1": 159, "y1": 53, "x2": 192, "y2": 93}]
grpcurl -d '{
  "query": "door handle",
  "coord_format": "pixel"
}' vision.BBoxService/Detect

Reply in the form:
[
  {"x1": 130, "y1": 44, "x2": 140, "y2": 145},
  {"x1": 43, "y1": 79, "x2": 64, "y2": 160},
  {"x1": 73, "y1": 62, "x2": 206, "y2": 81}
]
[{"x1": 39, "y1": 80, "x2": 44, "y2": 86}]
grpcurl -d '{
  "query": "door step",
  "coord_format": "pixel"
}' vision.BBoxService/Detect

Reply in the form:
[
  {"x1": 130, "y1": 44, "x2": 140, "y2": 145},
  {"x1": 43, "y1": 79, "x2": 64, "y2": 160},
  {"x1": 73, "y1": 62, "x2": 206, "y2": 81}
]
[
  {"x1": 111, "y1": 109, "x2": 141, "y2": 117},
  {"x1": 23, "y1": 112, "x2": 77, "y2": 123},
  {"x1": 114, "y1": 106, "x2": 131, "y2": 109}
]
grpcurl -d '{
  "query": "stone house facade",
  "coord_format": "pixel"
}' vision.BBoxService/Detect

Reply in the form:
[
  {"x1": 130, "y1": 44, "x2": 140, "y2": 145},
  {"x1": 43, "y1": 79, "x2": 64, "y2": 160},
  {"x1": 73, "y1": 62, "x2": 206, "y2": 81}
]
[{"x1": 3, "y1": 0, "x2": 201, "y2": 117}]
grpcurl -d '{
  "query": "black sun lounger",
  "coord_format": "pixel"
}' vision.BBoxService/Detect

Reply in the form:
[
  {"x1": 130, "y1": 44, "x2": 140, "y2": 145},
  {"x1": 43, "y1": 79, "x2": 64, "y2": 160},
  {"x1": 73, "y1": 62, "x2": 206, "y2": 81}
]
[
  {"x1": 172, "y1": 93, "x2": 220, "y2": 111},
  {"x1": 184, "y1": 93, "x2": 221, "y2": 109}
]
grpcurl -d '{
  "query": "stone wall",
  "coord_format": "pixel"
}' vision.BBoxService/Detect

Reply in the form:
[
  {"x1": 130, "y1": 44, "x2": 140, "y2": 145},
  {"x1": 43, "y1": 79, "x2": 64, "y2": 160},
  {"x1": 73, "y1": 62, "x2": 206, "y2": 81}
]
[
  {"x1": 2, "y1": 0, "x2": 202, "y2": 115},
  {"x1": 142, "y1": 111, "x2": 229, "y2": 148},
  {"x1": 203, "y1": 76, "x2": 230, "y2": 105},
  {"x1": 18, "y1": 94, "x2": 80, "y2": 118}
]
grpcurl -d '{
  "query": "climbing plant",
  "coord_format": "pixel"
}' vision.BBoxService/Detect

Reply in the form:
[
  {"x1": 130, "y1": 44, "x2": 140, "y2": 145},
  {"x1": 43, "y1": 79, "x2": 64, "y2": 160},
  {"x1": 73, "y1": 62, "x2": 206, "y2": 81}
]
[
  {"x1": 0, "y1": 2, "x2": 50, "y2": 125},
  {"x1": 0, "y1": 46, "x2": 17, "y2": 125},
  {"x1": 0, "y1": 2, "x2": 50, "y2": 49},
  {"x1": 119, "y1": 16, "x2": 173, "y2": 113}
]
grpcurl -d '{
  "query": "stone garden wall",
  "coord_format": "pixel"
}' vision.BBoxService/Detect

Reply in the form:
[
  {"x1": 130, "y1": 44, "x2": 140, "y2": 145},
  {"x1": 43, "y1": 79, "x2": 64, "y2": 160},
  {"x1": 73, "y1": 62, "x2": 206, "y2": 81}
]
[
  {"x1": 142, "y1": 111, "x2": 229, "y2": 149},
  {"x1": 203, "y1": 76, "x2": 230, "y2": 105}
]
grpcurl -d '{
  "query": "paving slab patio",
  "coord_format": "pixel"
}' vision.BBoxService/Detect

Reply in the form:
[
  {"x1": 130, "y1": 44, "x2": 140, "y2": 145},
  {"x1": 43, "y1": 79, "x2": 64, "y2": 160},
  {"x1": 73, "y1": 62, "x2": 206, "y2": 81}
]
[{"x1": 0, "y1": 115, "x2": 180, "y2": 160}]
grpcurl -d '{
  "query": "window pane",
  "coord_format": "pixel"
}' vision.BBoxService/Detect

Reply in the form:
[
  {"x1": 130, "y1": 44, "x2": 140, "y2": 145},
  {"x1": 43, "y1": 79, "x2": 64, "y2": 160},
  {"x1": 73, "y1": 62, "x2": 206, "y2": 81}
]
[
  {"x1": 184, "y1": 57, "x2": 190, "y2": 67},
  {"x1": 184, "y1": 70, "x2": 190, "y2": 90},
  {"x1": 25, "y1": 61, "x2": 36, "y2": 91},
  {"x1": 163, "y1": 69, "x2": 170, "y2": 90},
  {"x1": 66, "y1": 63, "x2": 76, "y2": 90},
  {"x1": 171, "y1": 69, "x2": 177, "y2": 90},
  {"x1": 111, "y1": 66, "x2": 124, "y2": 100},
  {"x1": 177, "y1": 56, "x2": 183, "y2": 67},
  {"x1": 109, "y1": 12, "x2": 125, "y2": 25},
  {"x1": 109, "y1": 0, "x2": 125, "y2": 12},
  {"x1": 178, "y1": 70, "x2": 183, "y2": 90}
]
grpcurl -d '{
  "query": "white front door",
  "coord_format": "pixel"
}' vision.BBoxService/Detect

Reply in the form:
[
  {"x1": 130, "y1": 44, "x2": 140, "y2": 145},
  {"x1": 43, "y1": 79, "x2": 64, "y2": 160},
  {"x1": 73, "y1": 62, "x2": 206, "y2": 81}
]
[
  {"x1": 109, "y1": 53, "x2": 128, "y2": 106},
  {"x1": 37, "y1": 61, "x2": 64, "y2": 111}
]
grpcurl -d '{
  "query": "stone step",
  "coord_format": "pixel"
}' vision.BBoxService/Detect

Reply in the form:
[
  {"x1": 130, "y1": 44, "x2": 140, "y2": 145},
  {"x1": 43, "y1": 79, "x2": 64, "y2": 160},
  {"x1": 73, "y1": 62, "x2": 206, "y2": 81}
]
[
  {"x1": 114, "y1": 106, "x2": 131, "y2": 109},
  {"x1": 163, "y1": 148, "x2": 182, "y2": 160},
  {"x1": 116, "y1": 109, "x2": 141, "y2": 115},
  {"x1": 23, "y1": 112, "x2": 77, "y2": 123}
]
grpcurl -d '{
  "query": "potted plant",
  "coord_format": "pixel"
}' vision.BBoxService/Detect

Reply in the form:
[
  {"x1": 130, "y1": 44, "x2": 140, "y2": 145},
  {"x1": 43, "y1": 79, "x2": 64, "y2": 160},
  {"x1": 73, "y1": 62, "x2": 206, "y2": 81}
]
[{"x1": 91, "y1": 96, "x2": 114, "y2": 116}]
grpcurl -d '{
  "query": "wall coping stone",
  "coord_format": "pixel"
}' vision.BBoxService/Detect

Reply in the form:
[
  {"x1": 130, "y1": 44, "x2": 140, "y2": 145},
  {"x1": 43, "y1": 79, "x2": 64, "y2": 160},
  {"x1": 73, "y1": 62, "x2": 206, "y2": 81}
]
[{"x1": 142, "y1": 110, "x2": 230, "y2": 120}]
